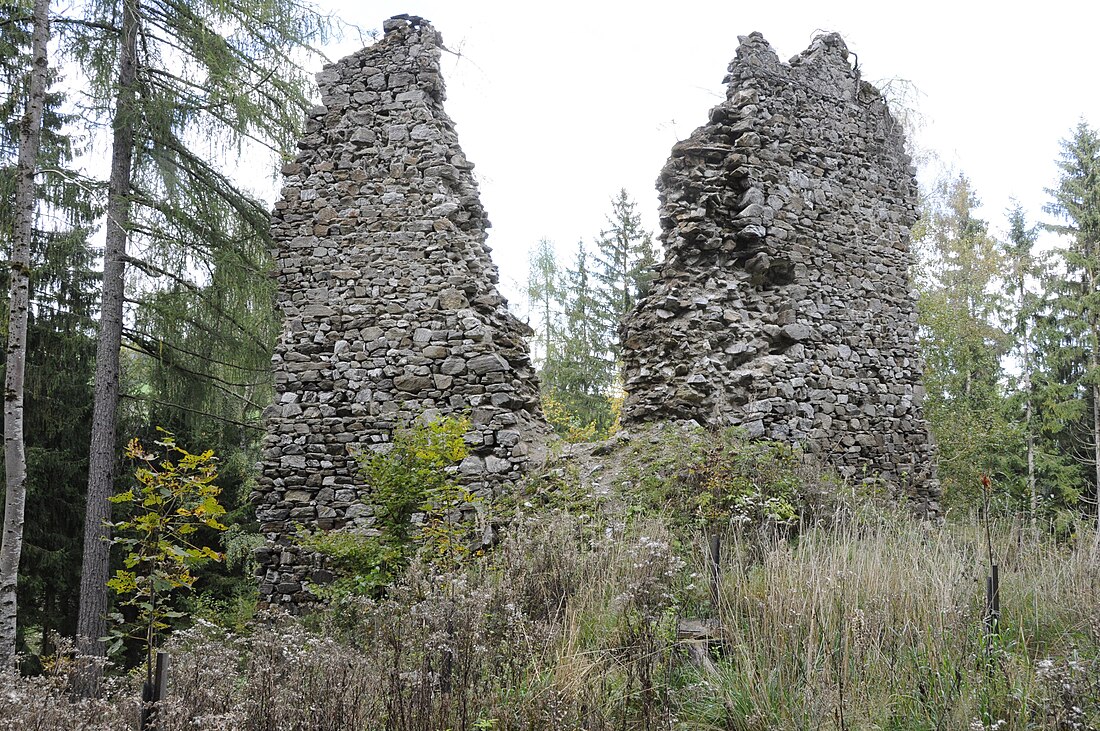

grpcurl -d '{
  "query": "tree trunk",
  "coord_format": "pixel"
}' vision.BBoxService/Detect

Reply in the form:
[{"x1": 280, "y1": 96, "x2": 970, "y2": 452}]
[
  {"x1": 1023, "y1": 307, "x2": 1036, "y2": 532},
  {"x1": 0, "y1": 0, "x2": 50, "y2": 669},
  {"x1": 1092, "y1": 267, "x2": 1100, "y2": 534},
  {"x1": 1026, "y1": 391, "x2": 1036, "y2": 530},
  {"x1": 74, "y1": 0, "x2": 139, "y2": 696},
  {"x1": 1094, "y1": 379, "x2": 1100, "y2": 534}
]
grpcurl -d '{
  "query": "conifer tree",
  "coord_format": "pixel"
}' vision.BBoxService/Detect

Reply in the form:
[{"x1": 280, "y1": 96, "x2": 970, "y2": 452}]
[
  {"x1": 1044, "y1": 121, "x2": 1100, "y2": 530},
  {"x1": 996, "y1": 205, "x2": 1085, "y2": 526},
  {"x1": 0, "y1": 0, "x2": 101, "y2": 665},
  {"x1": 55, "y1": 0, "x2": 329, "y2": 691},
  {"x1": 526, "y1": 237, "x2": 561, "y2": 365},
  {"x1": 533, "y1": 191, "x2": 656, "y2": 437},
  {"x1": 541, "y1": 241, "x2": 616, "y2": 433},
  {"x1": 0, "y1": 0, "x2": 50, "y2": 666},
  {"x1": 1002, "y1": 205, "x2": 1042, "y2": 523},
  {"x1": 592, "y1": 189, "x2": 656, "y2": 363},
  {"x1": 915, "y1": 175, "x2": 1012, "y2": 503}
]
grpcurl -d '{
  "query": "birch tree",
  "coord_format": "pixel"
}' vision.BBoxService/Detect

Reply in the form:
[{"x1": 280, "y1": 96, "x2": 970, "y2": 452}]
[{"x1": 0, "y1": 0, "x2": 50, "y2": 668}]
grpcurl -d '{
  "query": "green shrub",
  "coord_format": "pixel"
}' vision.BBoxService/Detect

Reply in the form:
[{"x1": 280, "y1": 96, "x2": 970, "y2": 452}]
[{"x1": 299, "y1": 415, "x2": 483, "y2": 599}]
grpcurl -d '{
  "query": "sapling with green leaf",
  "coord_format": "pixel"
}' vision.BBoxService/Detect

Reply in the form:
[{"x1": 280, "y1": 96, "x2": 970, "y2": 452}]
[
  {"x1": 106, "y1": 431, "x2": 227, "y2": 686},
  {"x1": 299, "y1": 415, "x2": 483, "y2": 598}
]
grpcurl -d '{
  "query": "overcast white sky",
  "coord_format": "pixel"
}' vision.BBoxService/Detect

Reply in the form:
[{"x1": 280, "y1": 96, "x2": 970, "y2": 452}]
[{"x1": 313, "y1": 1, "x2": 1100, "y2": 311}]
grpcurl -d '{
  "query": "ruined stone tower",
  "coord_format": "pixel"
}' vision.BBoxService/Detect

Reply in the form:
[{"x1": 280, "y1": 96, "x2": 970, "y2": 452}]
[
  {"x1": 620, "y1": 33, "x2": 939, "y2": 509},
  {"x1": 254, "y1": 16, "x2": 547, "y2": 606}
]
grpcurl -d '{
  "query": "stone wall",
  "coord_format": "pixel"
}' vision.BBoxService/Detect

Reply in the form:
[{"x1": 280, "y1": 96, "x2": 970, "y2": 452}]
[
  {"x1": 253, "y1": 16, "x2": 548, "y2": 607},
  {"x1": 620, "y1": 33, "x2": 939, "y2": 510}
]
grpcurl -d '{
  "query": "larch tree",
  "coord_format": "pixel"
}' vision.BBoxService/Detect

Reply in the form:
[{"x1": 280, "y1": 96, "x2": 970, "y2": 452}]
[
  {"x1": 58, "y1": 0, "x2": 329, "y2": 692},
  {"x1": 1044, "y1": 121, "x2": 1100, "y2": 531},
  {"x1": 0, "y1": 0, "x2": 49, "y2": 667},
  {"x1": 526, "y1": 237, "x2": 561, "y2": 366}
]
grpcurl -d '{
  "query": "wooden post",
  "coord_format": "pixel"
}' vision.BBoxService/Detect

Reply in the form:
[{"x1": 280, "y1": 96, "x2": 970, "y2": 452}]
[
  {"x1": 984, "y1": 564, "x2": 1000, "y2": 641},
  {"x1": 708, "y1": 533, "x2": 721, "y2": 612},
  {"x1": 139, "y1": 652, "x2": 169, "y2": 730}
]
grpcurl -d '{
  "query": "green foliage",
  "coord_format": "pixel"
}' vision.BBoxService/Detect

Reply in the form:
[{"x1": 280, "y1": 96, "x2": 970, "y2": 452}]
[
  {"x1": 9, "y1": 512, "x2": 1100, "y2": 729},
  {"x1": 363, "y1": 416, "x2": 470, "y2": 540},
  {"x1": 592, "y1": 188, "x2": 658, "y2": 362},
  {"x1": 915, "y1": 175, "x2": 1014, "y2": 506},
  {"x1": 531, "y1": 190, "x2": 656, "y2": 441},
  {"x1": 105, "y1": 431, "x2": 227, "y2": 675},
  {"x1": 610, "y1": 424, "x2": 817, "y2": 535},
  {"x1": 539, "y1": 240, "x2": 617, "y2": 435},
  {"x1": 666, "y1": 427, "x2": 803, "y2": 532},
  {"x1": 296, "y1": 528, "x2": 405, "y2": 600},
  {"x1": 526, "y1": 236, "x2": 561, "y2": 363},
  {"x1": 299, "y1": 416, "x2": 481, "y2": 598},
  {"x1": 1042, "y1": 121, "x2": 1100, "y2": 527},
  {"x1": 540, "y1": 388, "x2": 619, "y2": 442},
  {"x1": 0, "y1": 12, "x2": 102, "y2": 657}
]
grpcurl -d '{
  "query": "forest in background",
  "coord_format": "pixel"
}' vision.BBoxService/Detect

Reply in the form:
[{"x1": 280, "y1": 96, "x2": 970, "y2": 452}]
[{"x1": 2, "y1": 0, "x2": 1100, "y2": 726}]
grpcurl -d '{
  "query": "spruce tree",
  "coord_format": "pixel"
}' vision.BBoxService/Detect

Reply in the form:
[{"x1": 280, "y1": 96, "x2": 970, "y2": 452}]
[
  {"x1": 592, "y1": 189, "x2": 656, "y2": 364},
  {"x1": 1044, "y1": 121, "x2": 1100, "y2": 530},
  {"x1": 541, "y1": 241, "x2": 616, "y2": 434},
  {"x1": 1002, "y1": 205, "x2": 1041, "y2": 523},
  {"x1": 915, "y1": 175, "x2": 1012, "y2": 504}
]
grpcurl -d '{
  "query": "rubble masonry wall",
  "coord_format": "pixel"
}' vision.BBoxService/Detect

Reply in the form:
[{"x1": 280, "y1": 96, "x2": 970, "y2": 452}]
[
  {"x1": 620, "y1": 32, "x2": 939, "y2": 510},
  {"x1": 253, "y1": 17, "x2": 547, "y2": 607}
]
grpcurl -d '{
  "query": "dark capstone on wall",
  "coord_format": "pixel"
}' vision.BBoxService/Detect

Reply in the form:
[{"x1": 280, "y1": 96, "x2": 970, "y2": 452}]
[
  {"x1": 620, "y1": 32, "x2": 939, "y2": 511},
  {"x1": 253, "y1": 16, "x2": 547, "y2": 607}
]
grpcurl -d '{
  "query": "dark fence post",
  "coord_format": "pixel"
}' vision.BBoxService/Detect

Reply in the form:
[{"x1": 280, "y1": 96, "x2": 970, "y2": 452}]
[
  {"x1": 139, "y1": 652, "x2": 169, "y2": 731},
  {"x1": 984, "y1": 563, "x2": 1000, "y2": 642},
  {"x1": 708, "y1": 533, "x2": 721, "y2": 612}
]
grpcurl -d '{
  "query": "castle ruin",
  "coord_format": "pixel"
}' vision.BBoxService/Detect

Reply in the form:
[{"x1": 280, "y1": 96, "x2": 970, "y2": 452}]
[
  {"x1": 252, "y1": 16, "x2": 547, "y2": 606},
  {"x1": 620, "y1": 32, "x2": 939, "y2": 509},
  {"x1": 255, "y1": 22, "x2": 940, "y2": 606}
]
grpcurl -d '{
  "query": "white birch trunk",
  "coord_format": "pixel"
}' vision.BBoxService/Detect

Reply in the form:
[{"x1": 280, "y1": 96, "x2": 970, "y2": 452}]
[{"x1": 0, "y1": 0, "x2": 51, "y2": 670}]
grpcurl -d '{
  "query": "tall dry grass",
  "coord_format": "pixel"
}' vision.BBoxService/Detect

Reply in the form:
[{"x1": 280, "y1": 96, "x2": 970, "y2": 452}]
[
  {"x1": 681, "y1": 516, "x2": 1100, "y2": 729},
  {"x1": 1, "y1": 512, "x2": 1097, "y2": 730}
]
